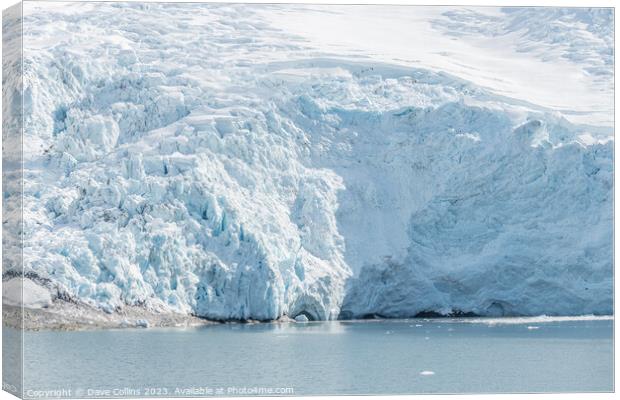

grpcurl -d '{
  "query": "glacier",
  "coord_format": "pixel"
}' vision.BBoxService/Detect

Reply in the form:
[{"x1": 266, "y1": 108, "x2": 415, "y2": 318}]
[{"x1": 3, "y1": 3, "x2": 613, "y2": 321}]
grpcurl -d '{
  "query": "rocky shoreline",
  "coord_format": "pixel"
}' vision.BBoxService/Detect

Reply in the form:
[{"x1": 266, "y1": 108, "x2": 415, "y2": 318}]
[
  {"x1": 4, "y1": 303, "x2": 614, "y2": 332},
  {"x1": 2, "y1": 300, "x2": 308, "y2": 331},
  {"x1": 2, "y1": 301, "x2": 215, "y2": 331}
]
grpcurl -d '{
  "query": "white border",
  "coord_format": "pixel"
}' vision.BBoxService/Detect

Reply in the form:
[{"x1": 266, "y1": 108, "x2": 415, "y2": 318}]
[{"x1": 0, "y1": 1, "x2": 616, "y2": 400}]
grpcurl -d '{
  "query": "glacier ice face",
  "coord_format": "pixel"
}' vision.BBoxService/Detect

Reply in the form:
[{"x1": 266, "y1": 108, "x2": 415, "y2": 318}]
[
  {"x1": 340, "y1": 116, "x2": 613, "y2": 318},
  {"x1": 7, "y1": 3, "x2": 613, "y2": 320}
]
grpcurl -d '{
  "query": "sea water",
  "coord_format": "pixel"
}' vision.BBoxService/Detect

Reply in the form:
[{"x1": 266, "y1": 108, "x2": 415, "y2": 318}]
[{"x1": 7, "y1": 317, "x2": 614, "y2": 397}]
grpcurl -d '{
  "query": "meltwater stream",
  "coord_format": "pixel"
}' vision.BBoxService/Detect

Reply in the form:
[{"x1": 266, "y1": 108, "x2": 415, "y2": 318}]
[{"x1": 14, "y1": 317, "x2": 613, "y2": 396}]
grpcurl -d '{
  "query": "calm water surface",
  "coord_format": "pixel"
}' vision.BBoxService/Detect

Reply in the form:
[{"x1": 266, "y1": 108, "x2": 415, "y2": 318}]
[{"x1": 10, "y1": 318, "x2": 614, "y2": 397}]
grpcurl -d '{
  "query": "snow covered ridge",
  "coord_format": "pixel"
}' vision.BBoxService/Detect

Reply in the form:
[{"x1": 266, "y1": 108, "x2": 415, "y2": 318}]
[
  {"x1": 433, "y1": 7, "x2": 614, "y2": 81},
  {"x1": 4, "y1": 3, "x2": 613, "y2": 321}
]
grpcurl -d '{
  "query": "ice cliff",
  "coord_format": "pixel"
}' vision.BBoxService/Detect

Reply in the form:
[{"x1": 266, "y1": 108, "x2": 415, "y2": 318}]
[{"x1": 3, "y1": 3, "x2": 613, "y2": 320}]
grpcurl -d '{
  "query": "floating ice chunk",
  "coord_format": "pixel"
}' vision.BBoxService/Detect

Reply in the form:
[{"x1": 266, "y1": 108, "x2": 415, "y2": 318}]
[
  {"x1": 295, "y1": 314, "x2": 309, "y2": 323},
  {"x1": 527, "y1": 326, "x2": 540, "y2": 330},
  {"x1": 420, "y1": 371, "x2": 435, "y2": 376}
]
